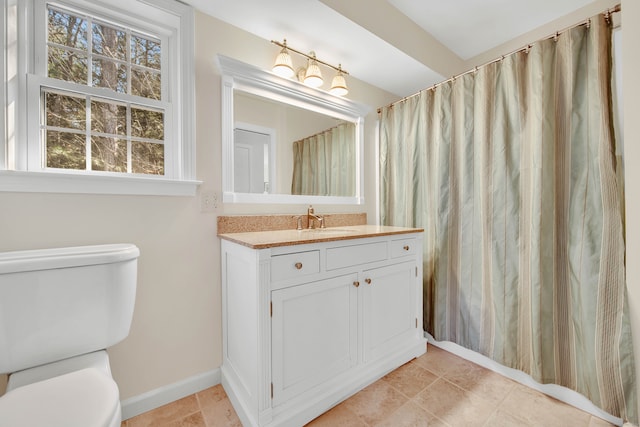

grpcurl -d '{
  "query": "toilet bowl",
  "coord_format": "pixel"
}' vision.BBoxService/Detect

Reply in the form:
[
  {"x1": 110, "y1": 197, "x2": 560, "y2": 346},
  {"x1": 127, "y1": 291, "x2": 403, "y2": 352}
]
[
  {"x1": 0, "y1": 367, "x2": 120, "y2": 427},
  {"x1": 0, "y1": 244, "x2": 140, "y2": 426}
]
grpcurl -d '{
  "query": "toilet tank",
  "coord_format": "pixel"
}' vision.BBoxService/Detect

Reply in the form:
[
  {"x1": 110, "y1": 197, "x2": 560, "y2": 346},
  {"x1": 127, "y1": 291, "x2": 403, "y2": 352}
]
[{"x1": 0, "y1": 244, "x2": 140, "y2": 374}]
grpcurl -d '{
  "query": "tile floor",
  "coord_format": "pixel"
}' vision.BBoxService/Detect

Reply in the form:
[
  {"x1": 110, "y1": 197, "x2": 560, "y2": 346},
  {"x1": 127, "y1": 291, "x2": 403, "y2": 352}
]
[{"x1": 121, "y1": 343, "x2": 615, "y2": 427}]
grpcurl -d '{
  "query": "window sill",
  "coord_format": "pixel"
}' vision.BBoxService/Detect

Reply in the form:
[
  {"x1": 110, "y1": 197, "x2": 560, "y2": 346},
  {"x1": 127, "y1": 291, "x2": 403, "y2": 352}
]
[{"x1": 0, "y1": 170, "x2": 201, "y2": 196}]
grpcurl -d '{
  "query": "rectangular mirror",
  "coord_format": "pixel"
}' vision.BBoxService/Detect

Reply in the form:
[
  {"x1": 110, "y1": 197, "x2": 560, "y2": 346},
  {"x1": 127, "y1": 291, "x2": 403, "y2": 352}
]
[{"x1": 218, "y1": 55, "x2": 370, "y2": 204}]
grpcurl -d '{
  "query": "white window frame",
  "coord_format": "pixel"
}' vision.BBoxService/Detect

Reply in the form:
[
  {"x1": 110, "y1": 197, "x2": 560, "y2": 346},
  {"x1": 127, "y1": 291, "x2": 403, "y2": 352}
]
[{"x1": 0, "y1": 0, "x2": 199, "y2": 196}]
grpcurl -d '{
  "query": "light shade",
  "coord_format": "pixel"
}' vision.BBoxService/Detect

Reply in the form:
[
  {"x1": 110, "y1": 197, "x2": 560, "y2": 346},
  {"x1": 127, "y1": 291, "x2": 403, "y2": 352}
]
[
  {"x1": 272, "y1": 47, "x2": 294, "y2": 78},
  {"x1": 296, "y1": 67, "x2": 307, "y2": 82},
  {"x1": 303, "y1": 53, "x2": 323, "y2": 87},
  {"x1": 330, "y1": 70, "x2": 348, "y2": 96}
]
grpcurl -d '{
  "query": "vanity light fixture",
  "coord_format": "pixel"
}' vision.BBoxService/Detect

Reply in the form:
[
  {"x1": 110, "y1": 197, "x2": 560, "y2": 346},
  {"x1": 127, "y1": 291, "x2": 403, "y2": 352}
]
[
  {"x1": 272, "y1": 39, "x2": 295, "y2": 78},
  {"x1": 303, "y1": 52, "x2": 323, "y2": 87},
  {"x1": 330, "y1": 65, "x2": 348, "y2": 96},
  {"x1": 271, "y1": 39, "x2": 349, "y2": 96}
]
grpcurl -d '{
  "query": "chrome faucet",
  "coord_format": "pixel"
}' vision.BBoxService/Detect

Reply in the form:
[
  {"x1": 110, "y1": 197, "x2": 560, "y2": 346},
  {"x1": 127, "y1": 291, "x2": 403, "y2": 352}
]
[{"x1": 307, "y1": 205, "x2": 325, "y2": 229}]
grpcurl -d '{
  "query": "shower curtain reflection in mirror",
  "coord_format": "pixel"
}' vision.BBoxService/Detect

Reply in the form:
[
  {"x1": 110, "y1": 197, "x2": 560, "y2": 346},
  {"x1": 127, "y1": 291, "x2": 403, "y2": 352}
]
[{"x1": 291, "y1": 121, "x2": 356, "y2": 196}]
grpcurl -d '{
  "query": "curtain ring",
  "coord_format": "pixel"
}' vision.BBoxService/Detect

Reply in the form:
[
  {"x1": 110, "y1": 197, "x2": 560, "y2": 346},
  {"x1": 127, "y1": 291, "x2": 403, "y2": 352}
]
[
  {"x1": 586, "y1": 18, "x2": 591, "y2": 29},
  {"x1": 553, "y1": 32, "x2": 559, "y2": 42}
]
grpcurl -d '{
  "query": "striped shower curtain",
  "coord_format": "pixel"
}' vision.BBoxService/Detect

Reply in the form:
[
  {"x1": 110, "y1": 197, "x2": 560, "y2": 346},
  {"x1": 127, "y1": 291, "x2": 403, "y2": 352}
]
[
  {"x1": 291, "y1": 122, "x2": 355, "y2": 196},
  {"x1": 379, "y1": 13, "x2": 637, "y2": 424}
]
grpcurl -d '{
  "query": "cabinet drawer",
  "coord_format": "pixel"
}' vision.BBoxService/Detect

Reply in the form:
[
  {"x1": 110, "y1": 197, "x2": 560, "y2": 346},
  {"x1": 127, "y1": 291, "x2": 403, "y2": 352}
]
[
  {"x1": 326, "y1": 241, "x2": 388, "y2": 270},
  {"x1": 271, "y1": 250, "x2": 320, "y2": 282},
  {"x1": 390, "y1": 238, "x2": 416, "y2": 258}
]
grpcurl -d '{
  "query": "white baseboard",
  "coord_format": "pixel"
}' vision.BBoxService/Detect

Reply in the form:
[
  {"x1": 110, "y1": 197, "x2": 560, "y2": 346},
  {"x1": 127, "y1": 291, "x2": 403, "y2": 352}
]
[
  {"x1": 425, "y1": 333, "x2": 623, "y2": 426},
  {"x1": 120, "y1": 368, "x2": 221, "y2": 420}
]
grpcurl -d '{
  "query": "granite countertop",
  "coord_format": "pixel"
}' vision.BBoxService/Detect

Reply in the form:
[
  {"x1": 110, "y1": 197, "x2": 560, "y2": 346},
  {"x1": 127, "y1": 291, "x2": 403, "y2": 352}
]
[{"x1": 218, "y1": 224, "x2": 424, "y2": 249}]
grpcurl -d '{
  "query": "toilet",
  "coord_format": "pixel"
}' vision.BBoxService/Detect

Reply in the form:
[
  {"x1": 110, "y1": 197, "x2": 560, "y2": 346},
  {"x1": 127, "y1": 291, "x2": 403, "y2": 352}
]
[{"x1": 0, "y1": 244, "x2": 140, "y2": 427}]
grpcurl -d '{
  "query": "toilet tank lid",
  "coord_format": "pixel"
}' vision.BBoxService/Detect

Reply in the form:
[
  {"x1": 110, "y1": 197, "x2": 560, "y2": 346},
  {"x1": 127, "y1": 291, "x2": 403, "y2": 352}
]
[{"x1": 0, "y1": 244, "x2": 140, "y2": 274}]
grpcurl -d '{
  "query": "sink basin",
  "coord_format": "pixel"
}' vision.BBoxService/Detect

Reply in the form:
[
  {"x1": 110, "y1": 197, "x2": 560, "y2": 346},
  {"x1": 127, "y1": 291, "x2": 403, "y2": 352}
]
[{"x1": 298, "y1": 228, "x2": 357, "y2": 236}]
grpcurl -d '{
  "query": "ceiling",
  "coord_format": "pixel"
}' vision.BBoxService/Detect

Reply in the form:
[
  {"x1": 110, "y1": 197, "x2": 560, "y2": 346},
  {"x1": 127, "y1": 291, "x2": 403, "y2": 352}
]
[{"x1": 185, "y1": 0, "x2": 597, "y2": 98}]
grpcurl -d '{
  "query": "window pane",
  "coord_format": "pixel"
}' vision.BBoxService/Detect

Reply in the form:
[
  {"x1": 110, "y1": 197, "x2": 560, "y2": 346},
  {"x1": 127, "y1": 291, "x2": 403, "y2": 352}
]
[
  {"x1": 48, "y1": 46, "x2": 88, "y2": 84},
  {"x1": 46, "y1": 131, "x2": 86, "y2": 170},
  {"x1": 92, "y1": 23, "x2": 126, "y2": 60},
  {"x1": 91, "y1": 136, "x2": 127, "y2": 172},
  {"x1": 91, "y1": 100, "x2": 126, "y2": 135},
  {"x1": 131, "y1": 141, "x2": 164, "y2": 175},
  {"x1": 92, "y1": 58, "x2": 127, "y2": 93},
  {"x1": 46, "y1": 92, "x2": 86, "y2": 130},
  {"x1": 131, "y1": 35, "x2": 161, "y2": 70},
  {"x1": 48, "y1": 8, "x2": 87, "y2": 50},
  {"x1": 132, "y1": 141, "x2": 164, "y2": 175},
  {"x1": 132, "y1": 107, "x2": 164, "y2": 140},
  {"x1": 131, "y1": 68, "x2": 161, "y2": 100}
]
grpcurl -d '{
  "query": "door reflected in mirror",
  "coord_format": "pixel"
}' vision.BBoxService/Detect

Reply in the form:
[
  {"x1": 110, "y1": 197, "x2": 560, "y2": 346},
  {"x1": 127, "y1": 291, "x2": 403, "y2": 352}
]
[
  {"x1": 233, "y1": 127, "x2": 272, "y2": 194},
  {"x1": 234, "y1": 91, "x2": 356, "y2": 197}
]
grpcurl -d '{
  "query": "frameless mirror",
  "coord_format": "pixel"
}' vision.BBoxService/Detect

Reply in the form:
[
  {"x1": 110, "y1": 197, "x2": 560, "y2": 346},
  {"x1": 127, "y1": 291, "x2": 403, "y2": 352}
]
[{"x1": 217, "y1": 55, "x2": 370, "y2": 204}]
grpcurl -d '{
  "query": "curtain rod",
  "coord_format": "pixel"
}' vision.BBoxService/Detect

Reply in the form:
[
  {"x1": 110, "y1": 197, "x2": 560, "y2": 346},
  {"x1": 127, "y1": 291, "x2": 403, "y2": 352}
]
[{"x1": 377, "y1": 4, "x2": 621, "y2": 114}]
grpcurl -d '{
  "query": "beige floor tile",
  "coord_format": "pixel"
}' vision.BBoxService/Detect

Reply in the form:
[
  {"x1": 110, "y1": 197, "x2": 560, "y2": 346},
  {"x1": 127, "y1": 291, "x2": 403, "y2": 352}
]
[
  {"x1": 165, "y1": 412, "x2": 207, "y2": 427},
  {"x1": 373, "y1": 401, "x2": 450, "y2": 427},
  {"x1": 413, "y1": 344, "x2": 475, "y2": 376},
  {"x1": 498, "y1": 383, "x2": 592, "y2": 426},
  {"x1": 126, "y1": 395, "x2": 200, "y2": 427},
  {"x1": 413, "y1": 378, "x2": 495, "y2": 427},
  {"x1": 198, "y1": 396, "x2": 242, "y2": 427},
  {"x1": 483, "y1": 409, "x2": 538, "y2": 427},
  {"x1": 121, "y1": 346, "x2": 609, "y2": 427},
  {"x1": 382, "y1": 360, "x2": 439, "y2": 398},
  {"x1": 588, "y1": 415, "x2": 617, "y2": 427},
  {"x1": 441, "y1": 361, "x2": 516, "y2": 406},
  {"x1": 197, "y1": 385, "x2": 242, "y2": 427},
  {"x1": 196, "y1": 385, "x2": 229, "y2": 406},
  {"x1": 342, "y1": 379, "x2": 409, "y2": 425},
  {"x1": 305, "y1": 401, "x2": 367, "y2": 426}
]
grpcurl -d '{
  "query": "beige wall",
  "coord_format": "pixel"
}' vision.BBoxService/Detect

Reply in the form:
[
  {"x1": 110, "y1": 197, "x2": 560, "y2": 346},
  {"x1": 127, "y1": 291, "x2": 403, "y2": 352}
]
[
  {"x1": 622, "y1": 0, "x2": 640, "y2": 416},
  {"x1": 0, "y1": 12, "x2": 397, "y2": 399},
  {"x1": 3, "y1": 1, "x2": 638, "y2": 414}
]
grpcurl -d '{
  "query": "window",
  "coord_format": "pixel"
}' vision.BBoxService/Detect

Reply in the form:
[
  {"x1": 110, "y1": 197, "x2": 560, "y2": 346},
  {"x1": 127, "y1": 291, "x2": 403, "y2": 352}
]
[{"x1": 1, "y1": 0, "x2": 198, "y2": 195}]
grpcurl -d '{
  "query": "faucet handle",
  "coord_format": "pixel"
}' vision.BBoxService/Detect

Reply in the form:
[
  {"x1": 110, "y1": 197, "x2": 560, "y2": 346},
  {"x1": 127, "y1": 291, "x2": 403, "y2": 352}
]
[{"x1": 293, "y1": 215, "x2": 303, "y2": 230}]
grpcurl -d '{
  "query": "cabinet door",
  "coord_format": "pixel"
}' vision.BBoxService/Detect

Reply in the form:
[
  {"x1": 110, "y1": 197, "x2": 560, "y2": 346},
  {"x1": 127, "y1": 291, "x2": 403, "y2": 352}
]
[
  {"x1": 362, "y1": 261, "x2": 417, "y2": 362},
  {"x1": 271, "y1": 274, "x2": 358, "y2": 406}
]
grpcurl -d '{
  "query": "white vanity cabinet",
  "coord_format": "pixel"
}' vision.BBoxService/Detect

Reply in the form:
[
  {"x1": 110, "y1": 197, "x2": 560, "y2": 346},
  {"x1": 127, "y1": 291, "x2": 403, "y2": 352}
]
[{"x1": 220, "y1": 228, "x2": 425, "y2": 427}]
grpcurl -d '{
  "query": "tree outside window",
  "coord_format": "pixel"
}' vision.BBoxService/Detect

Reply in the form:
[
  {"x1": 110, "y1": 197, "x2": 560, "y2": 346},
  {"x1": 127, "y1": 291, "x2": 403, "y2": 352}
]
[{"x1": 44, "y1": 6, "x2": 165, "y2": 175}]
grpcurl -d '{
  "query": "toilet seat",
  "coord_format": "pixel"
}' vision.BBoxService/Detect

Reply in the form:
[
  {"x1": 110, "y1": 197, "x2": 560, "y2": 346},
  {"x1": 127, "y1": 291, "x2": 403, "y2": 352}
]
[{"x1": 0, "y1": 368, "x2": 120, "y2": 427}]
